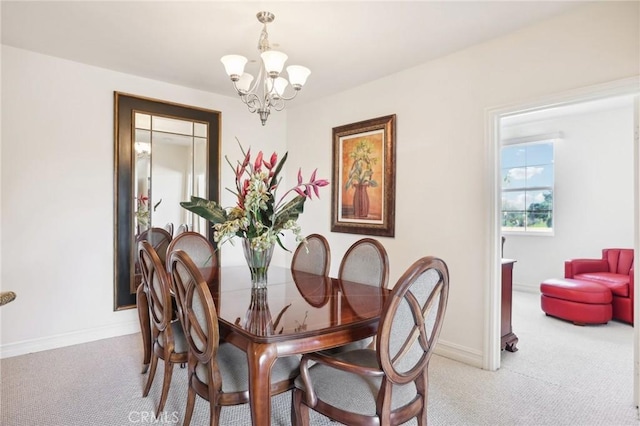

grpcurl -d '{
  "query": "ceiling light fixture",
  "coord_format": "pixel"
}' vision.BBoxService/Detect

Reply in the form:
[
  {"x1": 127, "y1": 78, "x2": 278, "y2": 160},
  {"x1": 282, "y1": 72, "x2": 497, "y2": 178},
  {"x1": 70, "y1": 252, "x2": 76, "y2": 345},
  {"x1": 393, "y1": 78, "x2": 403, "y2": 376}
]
[{"x1": 220, "y1": 11, "x2": 311, "y2": 126}]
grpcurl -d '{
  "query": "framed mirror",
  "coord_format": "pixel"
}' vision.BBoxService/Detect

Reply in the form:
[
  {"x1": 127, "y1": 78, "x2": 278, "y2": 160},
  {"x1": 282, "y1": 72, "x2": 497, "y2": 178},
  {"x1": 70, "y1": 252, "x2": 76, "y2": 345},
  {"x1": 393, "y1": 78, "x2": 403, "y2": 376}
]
[{"x1": 114, "y1": 92, "x2": 220, "y2": 310}]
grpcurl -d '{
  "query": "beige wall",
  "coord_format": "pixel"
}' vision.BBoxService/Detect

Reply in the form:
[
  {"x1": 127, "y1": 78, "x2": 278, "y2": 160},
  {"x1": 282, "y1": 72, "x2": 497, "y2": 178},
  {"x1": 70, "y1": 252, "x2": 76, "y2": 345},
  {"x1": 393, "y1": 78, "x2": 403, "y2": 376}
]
[
  {"x1": 284, "y1": 2, "x2": 640, "y2": 365},
  {"x1": 1, "y1": 1, "x2": 638, "y2": 362},
  {"x1": 0, "y1": 46, "x2": 287, "y2": 357}
]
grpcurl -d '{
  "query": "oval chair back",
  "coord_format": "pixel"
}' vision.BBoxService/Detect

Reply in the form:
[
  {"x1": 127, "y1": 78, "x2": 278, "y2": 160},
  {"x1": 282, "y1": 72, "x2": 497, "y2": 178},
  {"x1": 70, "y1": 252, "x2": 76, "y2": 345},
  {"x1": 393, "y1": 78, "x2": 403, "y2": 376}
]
[
  {"x1": 138, "y1": 240, "x2": 187, "y2": 415},
  {"x1": 136, "y1": 227, "x2": 173, "y2": 265},
  {"x1": 168, "y1": 249, "x2": 300, "y2": 426},
  {"x1": 377, "y1": 256, "x2": 449, "y2": 384},
  {"x1": 167, "y1": 231, "x2": 217, "y2": 287},
  {"x1": 339, "y1": 238, "x2": 389, "y2": 288},
  {"x1": 292, "y1": 234, "x2": 331, "y2": 276},
  {"x1": 292, "y1": 256, "x2": 450, "y2": 425}
]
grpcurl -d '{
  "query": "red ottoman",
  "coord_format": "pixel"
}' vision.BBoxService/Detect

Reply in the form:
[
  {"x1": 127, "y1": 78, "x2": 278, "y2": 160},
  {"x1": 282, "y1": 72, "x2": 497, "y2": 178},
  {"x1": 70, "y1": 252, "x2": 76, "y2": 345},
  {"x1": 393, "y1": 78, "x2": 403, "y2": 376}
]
[{"x1": 540, "y1": 278, "x2": 612, "y2": 325}]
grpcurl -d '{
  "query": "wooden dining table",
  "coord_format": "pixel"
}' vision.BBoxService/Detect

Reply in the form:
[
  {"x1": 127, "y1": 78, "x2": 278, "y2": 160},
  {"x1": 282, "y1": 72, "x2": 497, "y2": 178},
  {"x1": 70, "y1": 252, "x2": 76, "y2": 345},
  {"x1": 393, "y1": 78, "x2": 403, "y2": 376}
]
[{"x1": 137, "y1": 265, "x2": 391, "y2": 426}]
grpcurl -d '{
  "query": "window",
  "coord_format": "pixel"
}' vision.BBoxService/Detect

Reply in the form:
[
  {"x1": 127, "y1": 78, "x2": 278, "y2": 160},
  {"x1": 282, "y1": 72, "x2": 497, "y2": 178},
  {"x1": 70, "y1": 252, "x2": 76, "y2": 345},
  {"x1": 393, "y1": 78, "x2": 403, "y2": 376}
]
[{"x1": 501, "y1": 141, "x2": 554, "y2": 233}]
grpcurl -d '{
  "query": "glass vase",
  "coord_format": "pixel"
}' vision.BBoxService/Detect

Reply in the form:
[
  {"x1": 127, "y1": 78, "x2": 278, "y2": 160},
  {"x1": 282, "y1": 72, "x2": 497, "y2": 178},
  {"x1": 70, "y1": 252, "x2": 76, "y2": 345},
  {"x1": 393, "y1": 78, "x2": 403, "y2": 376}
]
[{"x1": 242, "y1": 238, "x2": 275, "y2": 289}]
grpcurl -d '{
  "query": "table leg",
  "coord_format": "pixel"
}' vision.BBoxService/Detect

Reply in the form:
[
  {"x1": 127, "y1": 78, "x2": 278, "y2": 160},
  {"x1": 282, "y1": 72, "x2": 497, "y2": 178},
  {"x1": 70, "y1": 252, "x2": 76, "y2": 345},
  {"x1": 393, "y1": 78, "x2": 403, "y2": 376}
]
[
  {"x1": 247, "y1": 343, "x2": 278, "y2": 426},
  {"x1": 136, "y1": 283, "x2": 151, "y2": 373}
]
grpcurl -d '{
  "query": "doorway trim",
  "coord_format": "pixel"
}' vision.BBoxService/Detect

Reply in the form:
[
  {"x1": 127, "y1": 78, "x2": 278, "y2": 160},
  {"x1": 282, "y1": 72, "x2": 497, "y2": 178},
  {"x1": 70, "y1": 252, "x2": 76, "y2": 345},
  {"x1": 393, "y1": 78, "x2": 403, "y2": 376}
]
[{"x1": 484, "y1": 77, "x2": 640, "y2": 392}]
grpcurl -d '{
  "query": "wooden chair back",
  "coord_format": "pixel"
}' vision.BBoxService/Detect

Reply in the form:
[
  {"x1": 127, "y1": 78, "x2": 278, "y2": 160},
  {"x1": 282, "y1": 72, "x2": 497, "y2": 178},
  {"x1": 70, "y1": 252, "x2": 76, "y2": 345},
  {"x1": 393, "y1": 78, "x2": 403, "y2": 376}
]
[
  {"x1": 292, "y1": 256, "x2": 450, "y2": 426},
  {"x1": 292, "y1": 234, "x2": 331, "y2": 276},
  {"x1": 169, "y1": 250, "x2": 219, "y2": 366},
  {"x1": 136, "y1": 227, "x2": 173, "y2": 265},
  {"x1": 176, "y1": 223, "x2": 190, "y2": 236},
  {"x1": 377, "y1": 256, "x2": 449, "y2": 383},
  {"x1": 166, "y1": 232, "x2": 217, "y2": 286},
  {"x1": 138, "y1": 240, "x2": 187, "y2": 414},
  {"x1": 168, "y1": 250, "x2": 299, "y2": 425},
  {"x1": 339, "y1": 238, "x2": 389, "y2": 288},
  {"x1": 138, "y1": 240, "x2": 173, "y2": 334}
]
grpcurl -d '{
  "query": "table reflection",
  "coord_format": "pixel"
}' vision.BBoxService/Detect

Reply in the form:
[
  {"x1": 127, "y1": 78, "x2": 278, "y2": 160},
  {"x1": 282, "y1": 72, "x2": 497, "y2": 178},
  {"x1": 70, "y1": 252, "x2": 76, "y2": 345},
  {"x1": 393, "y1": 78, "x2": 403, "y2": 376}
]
[
  {"x1": 205, "y1": 266, "x2": 388, "y2": 342},
  {"x1": 239, "y1": 288, "x2": 293, "y2": 336}
]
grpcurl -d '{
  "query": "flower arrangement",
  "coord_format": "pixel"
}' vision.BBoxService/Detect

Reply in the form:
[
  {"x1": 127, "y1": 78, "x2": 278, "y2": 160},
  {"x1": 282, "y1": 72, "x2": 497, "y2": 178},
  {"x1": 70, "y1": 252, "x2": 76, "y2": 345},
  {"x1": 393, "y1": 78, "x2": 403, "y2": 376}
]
[
  {"x1": 135, "y1": 194, "x2": 162, "y2": 232},
  {"x1": 135, "y1": 194, "x2": 150, "y2": 228},
  {"x1": 181, "y1": 141, "x2": 328, "y2": 252}
]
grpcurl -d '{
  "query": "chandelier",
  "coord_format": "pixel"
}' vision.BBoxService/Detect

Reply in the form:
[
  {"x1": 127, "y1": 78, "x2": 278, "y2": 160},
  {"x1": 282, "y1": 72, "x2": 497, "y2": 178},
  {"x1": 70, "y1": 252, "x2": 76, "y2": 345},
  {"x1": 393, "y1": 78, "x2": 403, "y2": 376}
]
[{"x1": 220, "y1": 11, "x2": 311, "y2": 126}]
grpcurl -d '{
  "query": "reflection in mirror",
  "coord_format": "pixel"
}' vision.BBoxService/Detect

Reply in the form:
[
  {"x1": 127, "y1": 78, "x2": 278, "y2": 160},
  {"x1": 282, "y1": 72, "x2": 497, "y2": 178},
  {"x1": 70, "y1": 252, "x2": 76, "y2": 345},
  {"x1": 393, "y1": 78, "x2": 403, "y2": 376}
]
[
  {"x1": 115, "y1": 92, "x2": 220, "y2": 310},
  {"x1": 133, "y1": 113, "x2": 209, "y2": 235}
]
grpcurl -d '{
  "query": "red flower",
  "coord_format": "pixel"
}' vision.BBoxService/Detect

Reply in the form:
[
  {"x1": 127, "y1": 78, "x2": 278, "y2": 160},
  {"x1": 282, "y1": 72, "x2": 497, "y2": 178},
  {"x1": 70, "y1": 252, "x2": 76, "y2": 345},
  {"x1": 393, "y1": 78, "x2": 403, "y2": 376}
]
[{"x1": 254, "y1": 151, "x2": 264, "y2": 171}]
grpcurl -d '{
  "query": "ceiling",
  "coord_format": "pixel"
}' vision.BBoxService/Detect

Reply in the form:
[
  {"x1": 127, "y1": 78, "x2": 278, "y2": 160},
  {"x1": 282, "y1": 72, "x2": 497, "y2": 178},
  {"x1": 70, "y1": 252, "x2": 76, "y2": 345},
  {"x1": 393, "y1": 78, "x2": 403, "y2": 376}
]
[
  {"x1": 502, "y1": 94, "x2": 637, "y2": 127},
  {"x1": 1, "y1": 1, "x2": 584, "y2": 105}
]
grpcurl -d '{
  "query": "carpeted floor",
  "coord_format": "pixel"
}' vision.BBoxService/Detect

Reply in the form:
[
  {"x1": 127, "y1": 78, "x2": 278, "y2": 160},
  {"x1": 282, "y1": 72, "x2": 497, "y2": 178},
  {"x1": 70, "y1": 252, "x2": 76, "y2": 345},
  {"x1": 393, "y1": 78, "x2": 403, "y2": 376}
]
[{"x1": 1, "y1": 291, "x2": 637, "y2": 425}]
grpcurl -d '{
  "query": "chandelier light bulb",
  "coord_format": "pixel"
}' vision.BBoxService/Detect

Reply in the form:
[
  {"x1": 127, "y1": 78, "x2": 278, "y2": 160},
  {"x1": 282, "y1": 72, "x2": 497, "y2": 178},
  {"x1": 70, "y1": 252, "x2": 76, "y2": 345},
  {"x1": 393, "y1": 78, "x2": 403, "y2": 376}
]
[
  {"x1": 221, "y1": 55, "x2": 248, "y2": 80},
  {"x1": 261, "y1": 51, "x2": 288, "y2": 77},
  {"x1": 236, "y1": 73, "x2": 254, "y2": 93},
  {"x1": 286, "y1": 65, "x2": 311, "y2": 89},
  {"x1": 269, "y1": 77, "x2": 289, "y2": 98}
]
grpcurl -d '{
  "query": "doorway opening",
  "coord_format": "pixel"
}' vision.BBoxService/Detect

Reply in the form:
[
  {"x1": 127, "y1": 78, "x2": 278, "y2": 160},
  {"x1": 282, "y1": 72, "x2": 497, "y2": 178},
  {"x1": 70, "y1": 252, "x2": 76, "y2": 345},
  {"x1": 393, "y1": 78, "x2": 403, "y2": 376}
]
[{"x1": 485, "y1": 77, "x2": 640, "y2": 405}]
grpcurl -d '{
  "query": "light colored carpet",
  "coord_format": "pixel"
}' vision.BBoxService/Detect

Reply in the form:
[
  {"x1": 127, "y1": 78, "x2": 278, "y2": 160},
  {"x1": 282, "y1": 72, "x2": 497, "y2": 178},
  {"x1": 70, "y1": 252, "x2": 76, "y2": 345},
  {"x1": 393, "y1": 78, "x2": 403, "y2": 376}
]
[{"x1": 1, "y1": 291, "x2": 637, "y2": 425}]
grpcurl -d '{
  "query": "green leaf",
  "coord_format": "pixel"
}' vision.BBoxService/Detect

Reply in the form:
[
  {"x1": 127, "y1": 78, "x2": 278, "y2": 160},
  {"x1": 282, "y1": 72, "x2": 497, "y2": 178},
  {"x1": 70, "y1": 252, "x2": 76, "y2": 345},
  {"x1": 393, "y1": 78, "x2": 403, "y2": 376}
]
[
  {"x1": 180, "y1": 196, "x2": 228, "y2": 224},
  {"x1": 369, "y1": 180, "x2": 379, "y2": 187},
  {"x1": 269, "y1": 151, "x2": 288, "y2": 188},
  {"x1": 273, "y1": 195, "x2": 306, "y2": 230}
]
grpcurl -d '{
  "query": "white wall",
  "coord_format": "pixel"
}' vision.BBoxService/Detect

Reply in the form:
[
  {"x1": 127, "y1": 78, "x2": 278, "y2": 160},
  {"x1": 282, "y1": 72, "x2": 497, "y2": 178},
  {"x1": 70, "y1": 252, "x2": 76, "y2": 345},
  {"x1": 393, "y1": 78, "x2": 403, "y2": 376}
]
[
  {"x1": 285, "y1": 2, "x2": 640, "y2": 365},
  {"x1": 0, "y1": 46, "x2": 287, "y2": 358},
  {"x1": 1, "y1": 1, "x2": 638, "y2": 363},
  {"x1": 502, "y1": 102, "x2": 635, "y2": 291}
]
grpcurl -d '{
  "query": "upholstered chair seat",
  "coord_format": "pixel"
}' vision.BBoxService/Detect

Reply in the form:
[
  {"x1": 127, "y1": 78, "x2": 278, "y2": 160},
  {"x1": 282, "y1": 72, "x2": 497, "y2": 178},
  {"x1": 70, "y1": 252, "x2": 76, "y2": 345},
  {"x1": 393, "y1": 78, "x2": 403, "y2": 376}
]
[
  {"x1": 156, "y1": 321, "x2": 188, "y2": 354},
  {"x1": 193, "y1": 342, "x2": 300, "y2": 391},
  {"x1": 294, "y1": 349, "x2": 418, "y2": 416}
]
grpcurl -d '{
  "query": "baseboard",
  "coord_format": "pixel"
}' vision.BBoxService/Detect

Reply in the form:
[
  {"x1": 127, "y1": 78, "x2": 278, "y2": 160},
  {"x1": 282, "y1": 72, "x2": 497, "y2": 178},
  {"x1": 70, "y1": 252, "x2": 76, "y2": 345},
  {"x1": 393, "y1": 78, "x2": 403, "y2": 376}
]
[
  {"x1": 514, "y1": 283, "x2": 539, "y2": 294},
  {"x1": 0, "y1": 320, "x2": 141, "y2": 359},
  {"x1": 434, "y1": 338, "x2": 484, "y2": 368}
]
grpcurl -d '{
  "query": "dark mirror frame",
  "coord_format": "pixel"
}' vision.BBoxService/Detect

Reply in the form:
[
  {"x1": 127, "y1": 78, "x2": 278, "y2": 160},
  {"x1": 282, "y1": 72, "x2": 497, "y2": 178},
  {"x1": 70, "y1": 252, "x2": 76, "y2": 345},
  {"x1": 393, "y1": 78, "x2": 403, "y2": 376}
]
[{"x1": 114, "y1": 92, "x2": 220, "y2": 310}]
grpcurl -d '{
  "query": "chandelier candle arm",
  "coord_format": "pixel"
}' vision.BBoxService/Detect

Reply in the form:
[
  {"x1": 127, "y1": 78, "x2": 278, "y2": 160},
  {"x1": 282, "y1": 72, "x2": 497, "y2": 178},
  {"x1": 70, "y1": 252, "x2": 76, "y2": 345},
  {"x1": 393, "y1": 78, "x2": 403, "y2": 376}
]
[{"x1": 220, "y1": 11, "x2": 310, "y2": 126}]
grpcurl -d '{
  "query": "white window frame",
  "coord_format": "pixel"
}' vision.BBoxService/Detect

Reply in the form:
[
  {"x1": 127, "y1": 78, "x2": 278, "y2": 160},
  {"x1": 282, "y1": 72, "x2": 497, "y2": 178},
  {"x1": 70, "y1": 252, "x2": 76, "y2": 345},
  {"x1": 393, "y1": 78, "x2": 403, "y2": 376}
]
[{"x1": 500, "y1": 133, "x2": 560, "y2": 235}]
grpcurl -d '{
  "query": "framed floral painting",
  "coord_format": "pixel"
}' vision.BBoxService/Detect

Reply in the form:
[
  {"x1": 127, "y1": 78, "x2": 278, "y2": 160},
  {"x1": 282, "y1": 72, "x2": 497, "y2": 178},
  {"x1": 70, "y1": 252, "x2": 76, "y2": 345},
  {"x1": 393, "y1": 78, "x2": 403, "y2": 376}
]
[{"x1": 331, "y1": 114, "x2": 396, "y2": 237}]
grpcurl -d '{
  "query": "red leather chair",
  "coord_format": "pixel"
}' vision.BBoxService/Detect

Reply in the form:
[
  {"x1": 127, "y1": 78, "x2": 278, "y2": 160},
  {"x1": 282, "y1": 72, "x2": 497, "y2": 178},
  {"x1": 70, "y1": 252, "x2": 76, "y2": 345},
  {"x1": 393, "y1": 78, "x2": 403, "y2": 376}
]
[{"x1": 565, "y1": 248, "x2": 634, "y2": 324}]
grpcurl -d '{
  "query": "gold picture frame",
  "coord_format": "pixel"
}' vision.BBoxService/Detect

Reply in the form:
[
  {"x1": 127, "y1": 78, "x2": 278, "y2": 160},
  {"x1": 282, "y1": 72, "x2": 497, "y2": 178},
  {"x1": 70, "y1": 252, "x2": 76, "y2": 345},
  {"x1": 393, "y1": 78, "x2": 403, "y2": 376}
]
[{"x1": 331, "y1": 115, "x2": 396, "y2": 237}]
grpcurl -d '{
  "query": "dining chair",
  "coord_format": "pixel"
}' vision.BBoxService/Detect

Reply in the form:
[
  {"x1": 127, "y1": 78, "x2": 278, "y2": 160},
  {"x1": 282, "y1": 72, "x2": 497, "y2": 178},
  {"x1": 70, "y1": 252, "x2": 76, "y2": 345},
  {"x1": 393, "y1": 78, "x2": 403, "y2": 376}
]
[
  {"x1": 138, "y1": 240, "x2": 188, "y2": 415},
  {"x1": 176, "y1": 223, "x2": 190, "y2": 236},
  {"x1": 168, "y1": 250, "x2": 300, "y2": 426},
  {"x1": 164, "y1": 222, "x2": 174, "y2": 236},
  {"x1": 135, "y1": 227, "x2": 175, "y2": 372},
  {"x1": 166, "y1": 231, "x2": 217, "y2": 286},
  {"x1": 339, "y1": 238, "x2": 389, "y2": 288},
  {"x1": 292, "y1": 256, "x2": 450, "y2": 426},
  {"x1": 328, "y1": 238, "x2": 389, "y2": 352},
  {"x1": 136, "y1": 227, "x2": 173, "y2": 265},
  {"x1": 291, "y1": 234, "x2": 331, "y2": 276}
]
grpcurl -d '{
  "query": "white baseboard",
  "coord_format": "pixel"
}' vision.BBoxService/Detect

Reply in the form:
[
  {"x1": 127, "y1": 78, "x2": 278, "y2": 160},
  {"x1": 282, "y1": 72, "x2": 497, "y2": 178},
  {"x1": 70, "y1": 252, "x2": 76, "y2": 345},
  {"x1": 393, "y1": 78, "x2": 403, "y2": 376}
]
[
  {"x1": 514, "y1": 283, "x2": 539, "y2": 294},
  {"x1": 434, "y1": 338, "x2": 484, "y2": 368},
  {"x1": 1, "y1": 321, "x2": 488, "y2": 370},
  {"x1": 0, "y1": 320, "x2": 141, "y2": 359}
]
